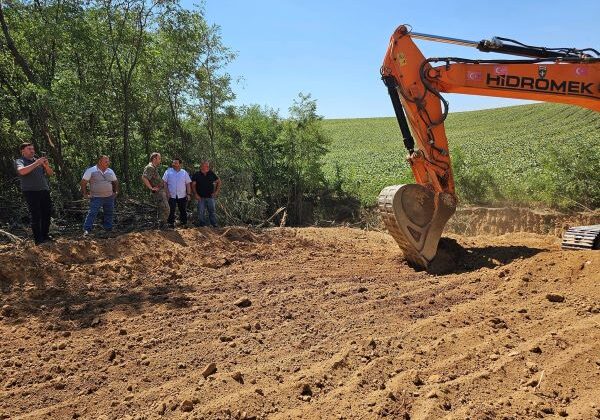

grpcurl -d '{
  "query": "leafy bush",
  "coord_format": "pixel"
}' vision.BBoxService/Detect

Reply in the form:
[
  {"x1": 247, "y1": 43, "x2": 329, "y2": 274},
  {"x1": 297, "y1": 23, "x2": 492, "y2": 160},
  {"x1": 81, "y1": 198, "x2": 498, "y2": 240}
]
[
  {"x1": 322, "y1": 103, "x2": 600, "y2": 210},
  {"x1": 451, "y1": 148, "x2": 502, "y2": 205},
  {"x1": 218, "y1": 94, "x2": 331, "y2": 225},
  {"x1": 533, "y1": 139, "x2": 600, "y2": 210}
]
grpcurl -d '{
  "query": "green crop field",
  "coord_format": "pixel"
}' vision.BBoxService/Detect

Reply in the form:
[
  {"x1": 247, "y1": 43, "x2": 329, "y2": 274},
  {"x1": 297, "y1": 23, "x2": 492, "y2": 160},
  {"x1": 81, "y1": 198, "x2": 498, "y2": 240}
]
[{"x1": 322, "y1": 103, "x2": 600, "y2": 210}]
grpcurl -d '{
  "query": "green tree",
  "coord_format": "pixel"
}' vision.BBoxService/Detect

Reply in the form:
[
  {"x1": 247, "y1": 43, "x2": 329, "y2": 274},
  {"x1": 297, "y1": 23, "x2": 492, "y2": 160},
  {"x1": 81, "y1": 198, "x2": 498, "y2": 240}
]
[
  {"x1": 194, "y1": 22, "x2": 236, "y2": 164},
  {"x1": 221, "y1": 104, "x2": 283, "y2": 207},
  {"x1": 99, "y1": 0, "x2": 173, "y2": 192},
  {"x1": 0, "y1": 0, "x2": 75, "y2": 186},
  {"x1": 278, "y1": 93, "x2": 330, "y2": 224},
  {"x1": 220, "y1": 94, "x2": 330, "y2": 225}
]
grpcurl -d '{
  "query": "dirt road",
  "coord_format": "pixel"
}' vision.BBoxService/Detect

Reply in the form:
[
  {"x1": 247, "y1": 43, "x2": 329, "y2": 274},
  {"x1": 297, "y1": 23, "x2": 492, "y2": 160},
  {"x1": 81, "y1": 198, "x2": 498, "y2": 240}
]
[{"x1": 1, "y1": 226, "x2": 599, "y2": 419}]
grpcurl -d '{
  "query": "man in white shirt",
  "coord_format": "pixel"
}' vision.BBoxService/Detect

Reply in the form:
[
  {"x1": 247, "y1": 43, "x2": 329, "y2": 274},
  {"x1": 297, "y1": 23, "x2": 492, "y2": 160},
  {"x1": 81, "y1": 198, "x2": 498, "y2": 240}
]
[
  {"x1": 162, "y1": 157, "x2": 192, "y2": 227},
  {"x1": 80, "y1": 155, "x2": 118, "y2": 235}
]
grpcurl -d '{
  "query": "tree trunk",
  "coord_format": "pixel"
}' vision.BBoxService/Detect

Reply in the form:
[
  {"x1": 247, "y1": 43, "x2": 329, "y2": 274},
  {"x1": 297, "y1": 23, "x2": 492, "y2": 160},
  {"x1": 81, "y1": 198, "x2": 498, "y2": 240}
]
[
  {"x1": 122, "y1": 84, "x2": 131, "y2": 194},
  {"x1": 0, "y1": 1, "x2": 67, "y2": 180}
]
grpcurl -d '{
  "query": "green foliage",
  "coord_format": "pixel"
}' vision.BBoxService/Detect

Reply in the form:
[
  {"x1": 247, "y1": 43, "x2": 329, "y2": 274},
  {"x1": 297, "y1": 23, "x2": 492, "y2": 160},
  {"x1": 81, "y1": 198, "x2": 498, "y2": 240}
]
[
  {"x1": 2, "y1": 1, "x2": 597, "y2": 227},
  {"x1": 323, "y1": 103, "x2": 600, "y2": 210},
  {"x1": 218, "y1": 187, "x2": 268, "y2": 225},
  {"x1": 219, "y1": 94, "x2": 332, "y2": 225},
  {"x1": 221, "y1": 104, "x2": 283, "y2": 204},
  {"x1": 532, "y1": 138, "x2": 600, "y2": 210},
  {"x1": 278, "y1": 94, "x2": 330, "y2": 214},
  {"x1": 0, "y1": 0, "x2": 231, "y2": 196},
  {"x1": 194, "y1": 22, "x2": 236, "y2": 164},
  {"x1": 451, "y1": 147, "x2": 501, "y2": 205},
  {"x1": 321, "y1": 117, "x2": 413, "y2": 206}
]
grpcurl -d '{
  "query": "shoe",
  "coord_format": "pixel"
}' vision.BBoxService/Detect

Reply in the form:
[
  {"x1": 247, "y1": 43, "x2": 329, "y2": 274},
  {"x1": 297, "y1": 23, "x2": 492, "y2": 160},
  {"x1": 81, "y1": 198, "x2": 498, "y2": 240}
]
[
  {"x1": 83, "y1": 230, "x2": 90, "y2": 237},
  {"x1": 43, "y1": 235, "x2": 56, "y2": 242}
]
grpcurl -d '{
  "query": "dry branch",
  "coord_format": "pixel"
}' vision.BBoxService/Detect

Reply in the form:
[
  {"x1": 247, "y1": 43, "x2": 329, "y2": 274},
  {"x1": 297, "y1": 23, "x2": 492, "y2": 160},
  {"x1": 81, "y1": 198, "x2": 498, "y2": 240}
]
[
  {"x1": 0, "y1": 228, "x2": 24, "y2": 243},
  {"x1": 256, "y1": 206, "x2": 285, "y2": 228}
]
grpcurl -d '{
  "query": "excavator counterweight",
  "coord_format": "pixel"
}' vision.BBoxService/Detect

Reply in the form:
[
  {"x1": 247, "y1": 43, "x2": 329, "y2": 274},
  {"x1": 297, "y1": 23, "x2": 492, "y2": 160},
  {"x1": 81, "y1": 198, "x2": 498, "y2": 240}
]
[{"x1": 380, "y1": 25, "x2": 600, "y2": 268}]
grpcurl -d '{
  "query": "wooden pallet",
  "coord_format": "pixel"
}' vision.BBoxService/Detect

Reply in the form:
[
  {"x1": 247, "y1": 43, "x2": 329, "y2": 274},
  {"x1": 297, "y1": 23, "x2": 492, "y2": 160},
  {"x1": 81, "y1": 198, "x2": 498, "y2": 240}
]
[{"x1": 561, "y1": 225, "x2": 600, "y2": 250}]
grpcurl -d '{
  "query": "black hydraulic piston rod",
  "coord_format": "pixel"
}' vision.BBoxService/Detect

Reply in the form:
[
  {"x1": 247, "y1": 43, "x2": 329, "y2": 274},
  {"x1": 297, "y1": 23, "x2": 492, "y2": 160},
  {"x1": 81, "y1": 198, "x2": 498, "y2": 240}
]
[{"x1": 382, "y1": 75, "x2": 415, "y2": 154}]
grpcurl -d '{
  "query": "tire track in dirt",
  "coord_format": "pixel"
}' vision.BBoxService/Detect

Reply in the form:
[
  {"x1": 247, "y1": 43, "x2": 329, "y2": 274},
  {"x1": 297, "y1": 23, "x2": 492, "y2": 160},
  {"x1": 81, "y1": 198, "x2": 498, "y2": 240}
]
[{"x1": 1, "y1": 227, "x2": 599, "y2": 419}]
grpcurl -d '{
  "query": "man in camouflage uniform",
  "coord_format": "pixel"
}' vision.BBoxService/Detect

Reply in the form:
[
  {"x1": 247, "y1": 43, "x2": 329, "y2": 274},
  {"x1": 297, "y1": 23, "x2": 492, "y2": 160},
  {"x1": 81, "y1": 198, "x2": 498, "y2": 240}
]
[{"x1": 142, "y1": 152, "x2": 169, "y2": 227}]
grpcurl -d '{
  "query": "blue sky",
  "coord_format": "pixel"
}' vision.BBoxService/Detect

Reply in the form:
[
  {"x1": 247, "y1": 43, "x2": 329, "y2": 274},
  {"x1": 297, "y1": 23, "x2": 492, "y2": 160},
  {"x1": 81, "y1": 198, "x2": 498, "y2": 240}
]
[{"x1": 192, "y1": 1, "x2": 599, "y2": 119}]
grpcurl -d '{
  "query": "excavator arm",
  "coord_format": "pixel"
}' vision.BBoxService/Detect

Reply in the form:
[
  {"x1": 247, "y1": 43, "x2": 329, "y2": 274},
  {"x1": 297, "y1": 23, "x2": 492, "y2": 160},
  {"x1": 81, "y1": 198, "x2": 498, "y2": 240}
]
[{"x1": 378, "y1": 25, "x2": 600, "y2": 269}]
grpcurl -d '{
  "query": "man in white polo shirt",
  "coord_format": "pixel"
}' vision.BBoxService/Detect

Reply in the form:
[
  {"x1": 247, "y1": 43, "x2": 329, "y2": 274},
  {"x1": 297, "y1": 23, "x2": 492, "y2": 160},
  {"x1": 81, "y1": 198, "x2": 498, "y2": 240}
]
[
  {"x1": 80, "y1": 155, "x2": 118, "y2": 235},
  {"x1": 162, "y1": 157, "x2": 191, "y2": 228}
]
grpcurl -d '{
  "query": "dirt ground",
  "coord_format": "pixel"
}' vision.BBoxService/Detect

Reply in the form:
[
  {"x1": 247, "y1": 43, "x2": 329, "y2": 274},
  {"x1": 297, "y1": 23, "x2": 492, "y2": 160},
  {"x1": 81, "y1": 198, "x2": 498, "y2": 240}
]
[{"x1": 1, "y1": 216, "x2": 599, "y2": 419}]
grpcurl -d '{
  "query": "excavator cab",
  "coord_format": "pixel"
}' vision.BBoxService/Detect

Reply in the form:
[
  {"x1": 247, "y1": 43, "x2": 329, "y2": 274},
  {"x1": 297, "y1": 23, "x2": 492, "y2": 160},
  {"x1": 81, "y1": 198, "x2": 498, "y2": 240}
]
[{"x1": 379, "y1": 25, "x2": 600, "y2": 269}]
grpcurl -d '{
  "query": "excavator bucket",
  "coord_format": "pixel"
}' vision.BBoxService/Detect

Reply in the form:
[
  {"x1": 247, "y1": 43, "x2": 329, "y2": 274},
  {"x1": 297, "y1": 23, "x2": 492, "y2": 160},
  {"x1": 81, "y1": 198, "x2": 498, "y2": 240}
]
[{"x1": 378, "y1": 184, "x2": 457, "y2": 269}]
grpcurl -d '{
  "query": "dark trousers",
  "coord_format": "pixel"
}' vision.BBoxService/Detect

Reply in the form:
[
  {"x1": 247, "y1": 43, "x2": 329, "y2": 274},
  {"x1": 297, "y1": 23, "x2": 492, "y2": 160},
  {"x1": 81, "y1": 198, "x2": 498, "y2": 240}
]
[
  {"x1": 168, "y1": 197, "x2": 187, "y2": 225},
  {"x1": 23, "y1": 190, "x2": 52, "y2": 244}
]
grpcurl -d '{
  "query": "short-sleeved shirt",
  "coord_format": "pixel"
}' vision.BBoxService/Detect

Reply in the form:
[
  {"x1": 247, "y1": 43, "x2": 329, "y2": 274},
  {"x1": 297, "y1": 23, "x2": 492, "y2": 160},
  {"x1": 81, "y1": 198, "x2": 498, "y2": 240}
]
[
  {"x1": 82, "y1": 165, "x2": 117, "y2": 198},
  {"x1": 142, "y1": 163, "x2": 163, "y2": 189},
  {"x1": 162, "y1": 168, "x2": 192, "y2": 199},
  {"x1": 191, "y1": 170, "x2": 219, "y2": 198},
  {"x1": 15, "y1": 157, "x2": 49, "y2": 192}
]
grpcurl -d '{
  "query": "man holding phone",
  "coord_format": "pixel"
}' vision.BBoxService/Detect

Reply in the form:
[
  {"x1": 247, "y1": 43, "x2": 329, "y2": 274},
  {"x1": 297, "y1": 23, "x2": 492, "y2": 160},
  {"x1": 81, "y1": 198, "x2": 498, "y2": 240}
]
[{"x1": 15, "y1": 143, "x2": 54, "y2": 245}]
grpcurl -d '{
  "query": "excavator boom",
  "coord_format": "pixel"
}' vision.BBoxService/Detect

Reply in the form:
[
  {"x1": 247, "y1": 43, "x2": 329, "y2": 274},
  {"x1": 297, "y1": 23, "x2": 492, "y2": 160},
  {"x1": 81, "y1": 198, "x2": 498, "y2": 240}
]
[{"x1": 379, "y1": 25, "x2": 600, "y2": 268}]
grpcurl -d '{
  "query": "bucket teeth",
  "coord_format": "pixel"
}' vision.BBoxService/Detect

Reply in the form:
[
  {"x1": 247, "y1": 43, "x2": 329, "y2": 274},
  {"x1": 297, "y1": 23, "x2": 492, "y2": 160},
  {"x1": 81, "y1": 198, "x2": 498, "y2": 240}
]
[{"x1": 378, "y1": 184, "x2": 457, "y2": 269}]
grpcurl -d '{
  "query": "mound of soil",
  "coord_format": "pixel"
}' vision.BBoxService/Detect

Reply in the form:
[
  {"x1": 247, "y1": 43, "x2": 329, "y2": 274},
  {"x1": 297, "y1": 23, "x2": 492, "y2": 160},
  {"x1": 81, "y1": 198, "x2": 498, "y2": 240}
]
[
  {"x1": 1, "y1": 226, "x2": 599, "y2": 419},
  {"x1": 447, "y1": 207, "x2": 600, "y2": 237}
]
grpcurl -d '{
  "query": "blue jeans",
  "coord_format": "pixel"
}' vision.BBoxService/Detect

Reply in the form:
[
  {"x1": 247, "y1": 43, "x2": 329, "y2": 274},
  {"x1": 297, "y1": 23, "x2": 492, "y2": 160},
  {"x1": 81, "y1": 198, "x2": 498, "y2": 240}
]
[
  {"x1": 197, "y1": 197, "x2": 217, "y2": 227},
  {"x1": 84, "y1": 196, "x2": 115, "y2": 231}
]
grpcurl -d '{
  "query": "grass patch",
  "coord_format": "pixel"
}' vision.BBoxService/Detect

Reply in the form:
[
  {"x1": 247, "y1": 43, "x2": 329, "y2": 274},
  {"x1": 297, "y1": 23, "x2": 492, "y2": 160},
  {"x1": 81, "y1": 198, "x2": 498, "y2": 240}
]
[{"x1": 322, "y1": 103, "x2": 600, "y2": 210}]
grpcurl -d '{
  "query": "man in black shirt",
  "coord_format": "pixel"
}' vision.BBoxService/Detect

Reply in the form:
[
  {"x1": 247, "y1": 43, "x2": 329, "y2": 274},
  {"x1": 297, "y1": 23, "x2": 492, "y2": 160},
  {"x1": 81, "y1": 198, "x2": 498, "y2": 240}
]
[
  {"x1": 191, "y1": 161, "x2": 221, "y2": 227},
  {"x1": 15, "y1": 143, "x2": 55, "y2": 244}
]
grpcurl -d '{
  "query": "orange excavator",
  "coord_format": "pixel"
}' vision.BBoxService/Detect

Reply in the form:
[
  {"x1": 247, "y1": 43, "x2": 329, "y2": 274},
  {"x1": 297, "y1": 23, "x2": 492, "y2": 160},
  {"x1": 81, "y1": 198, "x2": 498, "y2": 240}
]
[{"x1": 378, "y1": 25, "x2": 600, "y2": 269}]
